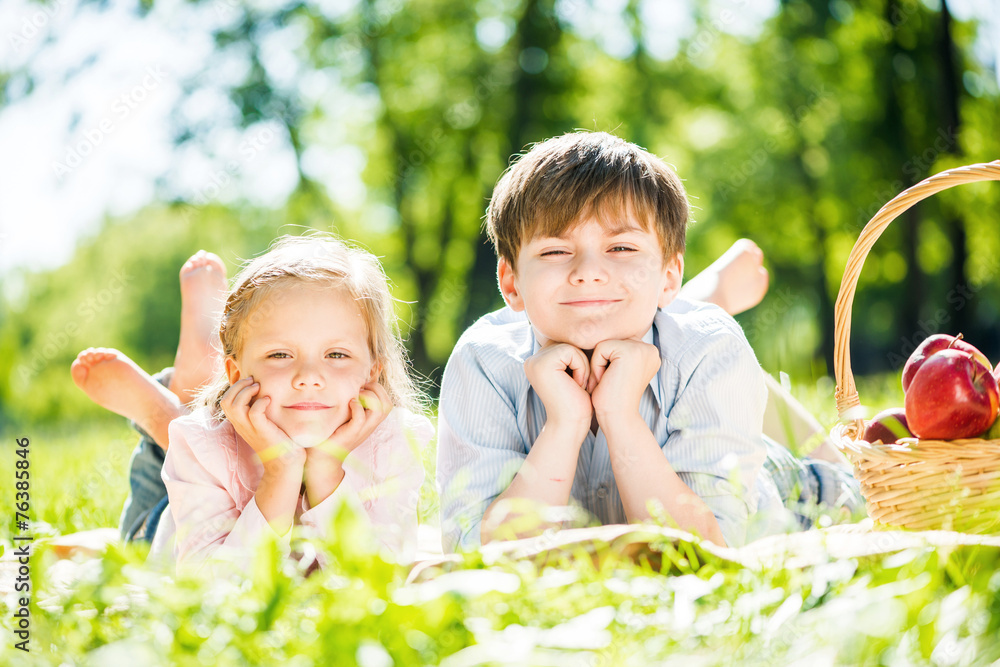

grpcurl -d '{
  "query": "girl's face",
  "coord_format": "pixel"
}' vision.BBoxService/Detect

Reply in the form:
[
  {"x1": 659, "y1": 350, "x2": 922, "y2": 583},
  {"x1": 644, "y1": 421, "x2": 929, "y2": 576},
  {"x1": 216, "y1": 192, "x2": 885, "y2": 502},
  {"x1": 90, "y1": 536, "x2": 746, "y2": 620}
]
[{"x1": 225, "y1": 282, "x2": 376, "y2": 448}]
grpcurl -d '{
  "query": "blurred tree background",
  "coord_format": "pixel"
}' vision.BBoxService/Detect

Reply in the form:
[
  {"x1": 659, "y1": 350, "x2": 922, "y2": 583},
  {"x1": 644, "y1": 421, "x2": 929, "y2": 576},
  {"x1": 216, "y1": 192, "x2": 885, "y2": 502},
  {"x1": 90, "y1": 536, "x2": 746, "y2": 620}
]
[{"x1": 1, "y1": 0, "x2": 998, "y2": 429}]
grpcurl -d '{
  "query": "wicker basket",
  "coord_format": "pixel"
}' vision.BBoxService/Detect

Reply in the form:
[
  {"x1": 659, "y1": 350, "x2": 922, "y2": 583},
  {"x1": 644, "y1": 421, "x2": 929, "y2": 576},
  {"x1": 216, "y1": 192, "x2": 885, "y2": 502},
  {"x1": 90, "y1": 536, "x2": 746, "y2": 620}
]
[{"x1": 833, "y1": 159, "x2": 1000, "y2": 534}]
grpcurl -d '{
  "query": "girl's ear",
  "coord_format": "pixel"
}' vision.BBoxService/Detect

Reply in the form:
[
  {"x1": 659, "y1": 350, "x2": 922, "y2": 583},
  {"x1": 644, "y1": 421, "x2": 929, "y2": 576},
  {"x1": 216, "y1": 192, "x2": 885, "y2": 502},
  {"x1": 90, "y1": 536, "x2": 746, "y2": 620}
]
[
  {"x1": 658, "y1": 253, "x2": 684, "y2": 309},
  {"x1": 368, "y1": 360, "x2": 381, "y2": 383},
  {"x1": 497, "y1": 258, "x2": 525, "y2": 312},
  {"x1": 225, "y1": 357, "x2": 242, "y2": 385}
]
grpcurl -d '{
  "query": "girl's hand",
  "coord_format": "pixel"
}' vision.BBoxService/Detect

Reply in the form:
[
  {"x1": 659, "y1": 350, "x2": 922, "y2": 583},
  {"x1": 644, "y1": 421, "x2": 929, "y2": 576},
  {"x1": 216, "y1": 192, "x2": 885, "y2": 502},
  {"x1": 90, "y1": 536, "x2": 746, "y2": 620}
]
[
  {"x1": 221, "y1": 377, "x2": 306, "y2": 470},
  {"x1": 309, "y1": 381, "x2": 393, "y2": 463},
  {"x1": 302, "y1": 382, "x2": 392, "y2": 508}
]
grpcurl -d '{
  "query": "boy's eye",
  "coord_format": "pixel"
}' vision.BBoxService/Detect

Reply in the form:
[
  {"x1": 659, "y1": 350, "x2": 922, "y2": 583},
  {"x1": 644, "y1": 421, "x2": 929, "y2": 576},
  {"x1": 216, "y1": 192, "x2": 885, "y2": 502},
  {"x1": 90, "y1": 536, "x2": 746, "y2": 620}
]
[
  {"x1": 540, "y1": 249, "x2": 569, "y2": 257},
  {"x1": 610, "y1": 245, "x2": 637, "y2": 253}
]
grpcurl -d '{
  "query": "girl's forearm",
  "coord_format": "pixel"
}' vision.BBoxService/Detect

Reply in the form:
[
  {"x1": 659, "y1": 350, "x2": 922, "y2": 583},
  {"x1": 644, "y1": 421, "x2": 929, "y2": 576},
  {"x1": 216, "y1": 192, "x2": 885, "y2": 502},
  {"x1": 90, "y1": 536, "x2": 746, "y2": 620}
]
[
  {"x1": 604, "y1": 416, "x2": 726, "y2": 546},
  {"x1": 255, "y1": 459, "x2": 306, "y2": 536},
  {"x1": 302, "y1": 454, "x2": 346, "y2": 509}
]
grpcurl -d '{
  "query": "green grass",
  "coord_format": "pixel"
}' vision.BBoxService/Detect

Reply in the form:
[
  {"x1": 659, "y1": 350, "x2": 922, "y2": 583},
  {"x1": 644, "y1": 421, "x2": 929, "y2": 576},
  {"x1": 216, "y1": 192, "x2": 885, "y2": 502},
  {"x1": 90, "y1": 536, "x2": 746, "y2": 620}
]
[{"x1": 3, "y1": 377, "x2": 1000, "y2": 666}]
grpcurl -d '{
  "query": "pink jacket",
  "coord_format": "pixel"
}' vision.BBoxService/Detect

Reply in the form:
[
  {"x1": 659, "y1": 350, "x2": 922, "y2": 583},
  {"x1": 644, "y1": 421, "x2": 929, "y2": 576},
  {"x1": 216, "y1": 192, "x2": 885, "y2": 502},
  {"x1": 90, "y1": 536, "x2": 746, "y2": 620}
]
[{"x1": 151, "y1": 405, "x2": 432, "y2": 573}]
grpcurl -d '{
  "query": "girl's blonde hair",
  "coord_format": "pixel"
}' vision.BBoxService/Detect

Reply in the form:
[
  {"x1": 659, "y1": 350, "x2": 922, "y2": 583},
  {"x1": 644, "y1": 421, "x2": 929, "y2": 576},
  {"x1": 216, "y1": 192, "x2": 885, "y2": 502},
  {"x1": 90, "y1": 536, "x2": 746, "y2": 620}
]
[{"x1": 200, "y1": 234, "x2": 422, "y2": 418}]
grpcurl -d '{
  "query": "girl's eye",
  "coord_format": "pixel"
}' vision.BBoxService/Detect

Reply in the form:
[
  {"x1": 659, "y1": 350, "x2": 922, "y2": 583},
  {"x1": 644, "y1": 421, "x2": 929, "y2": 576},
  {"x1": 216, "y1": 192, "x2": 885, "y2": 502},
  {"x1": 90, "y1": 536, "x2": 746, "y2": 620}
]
[
  {"x1": 268, "y1": 352, "x2": 290, "y2": 359},
  {"x1": 328, "y1": 352, "x2": 347, "y2": 359}
]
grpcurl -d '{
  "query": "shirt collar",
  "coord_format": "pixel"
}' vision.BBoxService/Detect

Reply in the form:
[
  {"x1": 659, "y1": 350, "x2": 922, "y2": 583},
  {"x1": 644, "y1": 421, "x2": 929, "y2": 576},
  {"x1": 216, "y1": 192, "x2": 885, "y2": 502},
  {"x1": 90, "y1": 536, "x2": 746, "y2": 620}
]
[{"x1": 528, "y1": 322, "x2": 662, "y2": 410}]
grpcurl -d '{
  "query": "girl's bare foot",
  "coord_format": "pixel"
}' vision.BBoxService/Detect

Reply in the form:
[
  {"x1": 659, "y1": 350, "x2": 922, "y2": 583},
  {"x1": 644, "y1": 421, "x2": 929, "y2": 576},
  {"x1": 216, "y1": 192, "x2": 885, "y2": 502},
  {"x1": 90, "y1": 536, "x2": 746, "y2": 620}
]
[
  {"x1": 71, "y1": 348, "x2": 185, "y2": 449},
  {"x1": 681, "y1": 239, "x2": 770, "y2": 316},
  {"x1": 169, "y1": 250, "x2": 227, "y2": 405}
]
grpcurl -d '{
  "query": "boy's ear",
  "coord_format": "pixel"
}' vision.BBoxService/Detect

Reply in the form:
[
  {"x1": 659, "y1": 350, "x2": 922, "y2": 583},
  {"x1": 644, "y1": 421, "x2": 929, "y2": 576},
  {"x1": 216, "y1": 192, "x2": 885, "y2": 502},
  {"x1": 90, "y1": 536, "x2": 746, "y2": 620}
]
[
  {"x1": 224, "y1": 357, "x2": 242, "y2": 385},
  {"x1": 497, "y1": 257, "x2": 525, "y2": 312},
  {"x1": 658, "y1": 253, "x2": 684, "y2": 309}
]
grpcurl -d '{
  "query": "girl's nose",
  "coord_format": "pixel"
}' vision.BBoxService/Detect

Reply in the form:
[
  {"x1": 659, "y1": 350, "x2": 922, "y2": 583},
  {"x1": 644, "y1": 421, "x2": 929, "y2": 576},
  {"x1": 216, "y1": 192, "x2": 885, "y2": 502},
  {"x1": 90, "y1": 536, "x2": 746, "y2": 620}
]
[{"x1": 293, "y1": 361, "x2": 325, "y2": 388}]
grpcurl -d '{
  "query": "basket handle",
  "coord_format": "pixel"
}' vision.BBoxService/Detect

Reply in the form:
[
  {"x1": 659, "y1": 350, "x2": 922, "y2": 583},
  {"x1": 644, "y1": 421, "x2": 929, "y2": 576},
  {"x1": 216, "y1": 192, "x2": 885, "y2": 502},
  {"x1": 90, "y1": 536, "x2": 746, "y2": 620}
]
[{"x1": 834, "y1": 159, "x2": 1000, "y2": 438}]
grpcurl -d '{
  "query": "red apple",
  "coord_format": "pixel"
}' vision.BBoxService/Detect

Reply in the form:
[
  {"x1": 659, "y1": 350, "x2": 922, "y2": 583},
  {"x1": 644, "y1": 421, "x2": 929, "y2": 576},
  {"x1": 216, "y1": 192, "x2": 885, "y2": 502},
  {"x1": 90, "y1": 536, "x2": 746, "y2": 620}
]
[
  {"x1": 863, "y1": 408, "x2": 913, "y2": 445},
  {"x1": 902, "y1": 334, "x2": 992, "y2": 393},
  {"x1": 904, "y1": 349, "x2": 1000, "y2": 439}
]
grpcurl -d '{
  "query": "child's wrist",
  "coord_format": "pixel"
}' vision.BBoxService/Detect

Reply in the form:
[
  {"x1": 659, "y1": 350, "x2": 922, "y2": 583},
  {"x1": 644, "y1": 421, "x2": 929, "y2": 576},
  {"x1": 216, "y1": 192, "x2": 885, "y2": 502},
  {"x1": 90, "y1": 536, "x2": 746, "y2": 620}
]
[
  {"x1": 595, "y1": 409, "x2": 644, "y2": 435},
  {"x1": 543, "y1": 413, "x2": 591, "y2": 443},
  {"x1": 304, "y1": 450, "x2": 344, "y2": 475},
  {"x1": 261, "y1": 447, "x2": 306, "y2": 475}
]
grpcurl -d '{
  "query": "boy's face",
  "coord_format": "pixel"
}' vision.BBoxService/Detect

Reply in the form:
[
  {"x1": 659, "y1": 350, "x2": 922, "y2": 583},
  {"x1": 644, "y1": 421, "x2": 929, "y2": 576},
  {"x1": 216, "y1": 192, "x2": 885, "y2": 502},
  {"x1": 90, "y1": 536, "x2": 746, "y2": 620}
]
[{"x1": 498, "y1": 215, "x2": 682, "y2": 350}]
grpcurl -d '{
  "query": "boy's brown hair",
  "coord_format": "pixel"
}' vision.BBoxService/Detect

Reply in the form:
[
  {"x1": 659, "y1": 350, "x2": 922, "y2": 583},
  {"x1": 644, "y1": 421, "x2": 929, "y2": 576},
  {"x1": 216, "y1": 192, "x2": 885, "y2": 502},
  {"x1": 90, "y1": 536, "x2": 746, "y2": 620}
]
[{"x1": 486, "y1": 131, "x2": 689, "y2": 267}]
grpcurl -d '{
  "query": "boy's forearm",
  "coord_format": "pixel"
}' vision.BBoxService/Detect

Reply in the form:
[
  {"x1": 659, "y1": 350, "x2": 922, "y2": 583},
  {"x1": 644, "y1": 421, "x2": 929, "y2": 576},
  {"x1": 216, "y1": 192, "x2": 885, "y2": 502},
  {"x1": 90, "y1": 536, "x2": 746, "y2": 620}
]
[
  {"x1": 603, "y1": 416, "x2": 726, "y2": 546},
  {"x1": 481, "y1": 418, "x2": 587, "y2": 544}
]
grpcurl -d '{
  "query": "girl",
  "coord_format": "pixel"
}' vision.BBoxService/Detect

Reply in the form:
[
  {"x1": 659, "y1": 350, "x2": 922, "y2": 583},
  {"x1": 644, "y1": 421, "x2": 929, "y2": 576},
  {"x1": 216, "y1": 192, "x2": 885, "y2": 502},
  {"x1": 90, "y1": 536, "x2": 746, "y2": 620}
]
[{"x1": 148, "y1": 235, "x2": 433, "y2": 572}]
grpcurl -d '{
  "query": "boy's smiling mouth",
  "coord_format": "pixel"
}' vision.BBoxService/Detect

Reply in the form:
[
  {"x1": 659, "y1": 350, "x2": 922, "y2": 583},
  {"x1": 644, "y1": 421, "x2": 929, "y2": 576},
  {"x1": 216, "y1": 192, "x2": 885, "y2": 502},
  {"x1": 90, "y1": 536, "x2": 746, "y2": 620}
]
[{"x1": 561, "y1": 298, "x2": 622, "y2": 307}]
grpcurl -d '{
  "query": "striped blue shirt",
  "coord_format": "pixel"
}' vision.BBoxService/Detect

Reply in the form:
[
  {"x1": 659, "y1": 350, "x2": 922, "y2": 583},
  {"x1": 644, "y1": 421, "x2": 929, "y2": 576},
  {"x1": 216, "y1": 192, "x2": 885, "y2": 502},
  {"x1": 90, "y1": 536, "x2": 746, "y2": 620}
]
[{"x1": 436, "y1": 297, "x2": 793, "y2": 552}]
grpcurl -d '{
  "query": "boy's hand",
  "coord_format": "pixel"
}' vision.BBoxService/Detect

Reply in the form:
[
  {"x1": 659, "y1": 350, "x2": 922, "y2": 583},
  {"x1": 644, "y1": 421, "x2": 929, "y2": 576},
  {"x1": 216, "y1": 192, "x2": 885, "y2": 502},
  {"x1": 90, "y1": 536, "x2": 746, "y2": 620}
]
[
  {"x1": 221, "y1": 377, "x2": 305, "y2": 470},
  {"x1": 590, "y1": 339, "x2": 661, "y2": 426},
  {"x1": 524, "y1": 342, "x2": 594, "y2": 430}
]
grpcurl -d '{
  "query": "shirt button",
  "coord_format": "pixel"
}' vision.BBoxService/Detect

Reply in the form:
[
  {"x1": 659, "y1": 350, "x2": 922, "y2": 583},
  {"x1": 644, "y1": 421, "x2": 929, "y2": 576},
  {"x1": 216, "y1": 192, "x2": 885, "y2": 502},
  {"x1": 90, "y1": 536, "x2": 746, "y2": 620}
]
[
  {"x1": 596, "y1": 486, "x2": 608, "y2": 499},
  {"x1": 363, "y1": 500, "x2": 373, "y2": 511}
]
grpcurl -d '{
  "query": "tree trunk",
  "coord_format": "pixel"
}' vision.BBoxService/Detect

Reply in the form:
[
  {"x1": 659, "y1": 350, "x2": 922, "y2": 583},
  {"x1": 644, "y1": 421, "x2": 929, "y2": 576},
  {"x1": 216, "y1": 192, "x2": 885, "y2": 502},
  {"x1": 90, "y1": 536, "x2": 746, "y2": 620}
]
[
  {"x1": 884, "y1": 0, "x2": 925, "y2": 357},
  {"x1": 937, "y1": 0, "x2": 969, "y2": 337}
]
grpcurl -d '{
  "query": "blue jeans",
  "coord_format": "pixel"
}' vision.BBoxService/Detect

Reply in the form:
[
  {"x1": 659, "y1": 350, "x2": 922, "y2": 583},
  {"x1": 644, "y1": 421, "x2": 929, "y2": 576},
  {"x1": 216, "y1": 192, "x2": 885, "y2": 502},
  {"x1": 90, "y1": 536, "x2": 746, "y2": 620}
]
[
  {"x1": 119, "y1": 368, "x2": 171, "y2": 543},
  {"x1": 763, "y1": 436, "x2": 865, "y2": 528}
]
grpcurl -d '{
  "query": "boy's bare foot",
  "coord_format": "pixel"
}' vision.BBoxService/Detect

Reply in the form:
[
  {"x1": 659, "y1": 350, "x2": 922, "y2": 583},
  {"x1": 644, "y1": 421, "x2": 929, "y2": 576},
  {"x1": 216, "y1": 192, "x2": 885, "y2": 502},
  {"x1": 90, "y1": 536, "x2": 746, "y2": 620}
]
[
  {"x1": 71, "y1": 348, "x2": 185, "y2": 449},
  {"x1": 169, "y1": 250, "x2": 227, "y2": 405},
  {"x1": 681, "y1": 239, "x2": 769, "y2": 316}
]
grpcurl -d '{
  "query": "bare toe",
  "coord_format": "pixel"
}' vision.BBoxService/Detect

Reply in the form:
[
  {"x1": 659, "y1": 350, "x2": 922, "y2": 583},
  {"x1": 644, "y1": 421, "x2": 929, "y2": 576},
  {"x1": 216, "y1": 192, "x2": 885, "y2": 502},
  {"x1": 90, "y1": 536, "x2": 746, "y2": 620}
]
[
  {"x1": 70, "y1": 355, "x2": 90, "y2": 389},
  {"x1": 71, "y1": 348, "x2": 118, "y2": 388},
  {"x1": 180, "y1": 250, "x2": 227, "y2": 281}
]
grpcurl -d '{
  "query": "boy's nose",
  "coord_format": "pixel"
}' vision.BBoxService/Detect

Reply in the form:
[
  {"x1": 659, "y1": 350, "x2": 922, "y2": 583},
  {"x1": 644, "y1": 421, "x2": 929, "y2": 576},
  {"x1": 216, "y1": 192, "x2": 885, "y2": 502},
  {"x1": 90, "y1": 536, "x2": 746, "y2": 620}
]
[{"x1": 569, "y1": 253, "x2": 609, "y2": 284}]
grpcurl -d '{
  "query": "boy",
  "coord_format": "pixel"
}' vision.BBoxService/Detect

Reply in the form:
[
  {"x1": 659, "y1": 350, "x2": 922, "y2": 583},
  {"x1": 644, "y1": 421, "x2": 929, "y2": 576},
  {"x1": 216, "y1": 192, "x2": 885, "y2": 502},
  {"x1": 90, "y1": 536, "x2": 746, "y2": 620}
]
[{"x1": 436, "y1": 131, "x2": 860, "y2": 551}]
